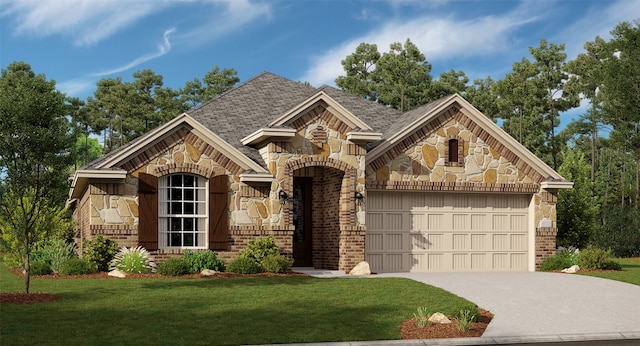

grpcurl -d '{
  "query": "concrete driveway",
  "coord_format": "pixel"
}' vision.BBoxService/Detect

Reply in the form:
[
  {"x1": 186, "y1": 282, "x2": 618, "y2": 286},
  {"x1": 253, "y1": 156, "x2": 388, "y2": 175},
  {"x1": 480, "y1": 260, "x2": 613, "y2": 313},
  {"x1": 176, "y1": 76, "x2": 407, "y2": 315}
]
[{"x1": 377, "y1": 271, "x2": 640, "y2": 339}]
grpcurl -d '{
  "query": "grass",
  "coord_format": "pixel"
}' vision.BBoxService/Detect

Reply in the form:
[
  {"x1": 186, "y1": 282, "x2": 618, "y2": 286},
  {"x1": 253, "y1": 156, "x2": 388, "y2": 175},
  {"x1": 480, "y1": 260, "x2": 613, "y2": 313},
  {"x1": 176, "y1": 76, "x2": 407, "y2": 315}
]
[
  {"x1": 0, "y1": 262, "x2": 477, "y2": 345},
  {"x1": 579, "y1": 257, "x2": 640, "y2": 286}
]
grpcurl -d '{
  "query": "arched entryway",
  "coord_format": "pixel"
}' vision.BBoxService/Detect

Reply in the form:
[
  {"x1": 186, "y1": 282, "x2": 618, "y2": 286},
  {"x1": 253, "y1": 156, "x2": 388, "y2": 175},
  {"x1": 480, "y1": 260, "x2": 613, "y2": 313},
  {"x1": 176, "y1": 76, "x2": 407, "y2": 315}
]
[{"x1": 285, "y1": 158, "x2": 358, "y2": 270}]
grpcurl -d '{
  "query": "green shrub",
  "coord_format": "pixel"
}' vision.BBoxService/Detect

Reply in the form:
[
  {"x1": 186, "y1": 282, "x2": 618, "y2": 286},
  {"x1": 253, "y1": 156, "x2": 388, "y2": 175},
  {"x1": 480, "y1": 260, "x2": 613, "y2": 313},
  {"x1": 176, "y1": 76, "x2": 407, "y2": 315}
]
[
  {"x1": 109, "y1": 246, "x2": 157, "y2": 273},
  {"x1": 260, "y1": 254, "x2": 293, "y2": 273},
  {"x1": 239, "y1": 236, "x2": 280, "y2": 263},
  {"x1": 32, "y1": 239, "x2": 78, "y2": 273},
  {"x1": 157, "y1": 258, "x2": 190, "y2": 276},
  {"x1": 603, "y1": 259, "x2": 622, "y2": 271},
  {"x1": 183, "y1": 250, "x2": 225, "y2": 273},
  {"x1": 413, "y1": 307, "x2": 429, "y2": 328},
  {"x1": 451, "y1": 304, "x2": 480, "y2": 322},
  {"x1": 227, "y1": 256, "x2": 261, "y2": 274},
  {"x1": 59, "y1": 258, "x2": 97, "y2": 275},
  {"x1": 30, "y1": 261, "x2": 52, "y2": 276},
  {"x1": 578, "y1": 247, "x2": 614, "y2": 270},
  {"x1": 456, "y1": 309, "x2": 475, "y2": 331},
  {"x1": 539, "y1": 248, "x2": 579, "y2": 271},
  {"x1": 83, "y1": 235, "x2": 119, "y2": 272}
]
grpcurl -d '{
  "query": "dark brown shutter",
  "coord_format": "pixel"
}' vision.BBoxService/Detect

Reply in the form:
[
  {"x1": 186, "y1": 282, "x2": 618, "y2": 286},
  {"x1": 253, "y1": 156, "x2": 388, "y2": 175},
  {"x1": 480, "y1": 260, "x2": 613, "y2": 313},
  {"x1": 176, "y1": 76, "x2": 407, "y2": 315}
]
[
  {"x1": 209, "y1": 175, "x2": 229, "y2": 250},
  {"x1": 138, "y1": 173, "x2": 158, "y2": 250}
]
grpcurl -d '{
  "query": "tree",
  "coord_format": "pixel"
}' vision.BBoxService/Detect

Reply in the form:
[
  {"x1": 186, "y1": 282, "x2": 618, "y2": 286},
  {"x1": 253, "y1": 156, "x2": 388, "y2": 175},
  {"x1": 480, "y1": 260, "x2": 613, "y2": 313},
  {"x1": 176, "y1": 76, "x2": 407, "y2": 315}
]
[
  {"x1": 180, "y1": 65, "x2": 240, "y2": 108},
  {"x1": 374, "y1": 39, "x2": 433, "y2": 111},
  {"x1": 429, "y1": 69, "x2": 469, "y2": 100},
  {"x1": 463, "y1": 77, "x2": 499, "y2": 121},
  {"x1": 335, "y1": 42, "x2": 380, "y2": 100},
  {"x1": 600, "y1": 20, "x2": 640, "y2": 207},
  {"x1": 556, "y1": 146, "x2": 598, "y2": 249},
  {"x1": 0, "y1": 61, "x2": 74, "y2": 293}
]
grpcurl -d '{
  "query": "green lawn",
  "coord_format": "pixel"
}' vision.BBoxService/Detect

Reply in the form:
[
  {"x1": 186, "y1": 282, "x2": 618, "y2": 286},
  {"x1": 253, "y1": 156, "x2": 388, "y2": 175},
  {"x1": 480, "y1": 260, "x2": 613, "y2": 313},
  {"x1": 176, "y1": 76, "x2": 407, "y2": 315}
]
[
  {"x1": 0, "y1": 263, "x2": 477, "y2": 345},
  {"x1": 580, "y1": 257, "x2": 640, "y2": 286}
]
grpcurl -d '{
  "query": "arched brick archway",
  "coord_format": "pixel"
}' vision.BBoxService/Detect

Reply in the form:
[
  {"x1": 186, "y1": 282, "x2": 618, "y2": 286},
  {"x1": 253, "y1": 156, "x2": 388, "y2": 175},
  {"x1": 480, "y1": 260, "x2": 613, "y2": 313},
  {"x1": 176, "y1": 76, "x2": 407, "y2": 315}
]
[{"x1": 283, "y1": 157, "x2": 363, "y2": 271}]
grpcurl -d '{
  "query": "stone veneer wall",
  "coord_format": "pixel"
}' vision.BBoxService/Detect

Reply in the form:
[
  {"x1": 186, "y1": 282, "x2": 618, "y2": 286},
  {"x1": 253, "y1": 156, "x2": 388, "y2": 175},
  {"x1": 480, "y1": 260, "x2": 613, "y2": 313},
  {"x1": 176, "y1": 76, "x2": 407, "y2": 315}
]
[{"x1": 366, "y1": 107, "x2": 558, "y2": 269}]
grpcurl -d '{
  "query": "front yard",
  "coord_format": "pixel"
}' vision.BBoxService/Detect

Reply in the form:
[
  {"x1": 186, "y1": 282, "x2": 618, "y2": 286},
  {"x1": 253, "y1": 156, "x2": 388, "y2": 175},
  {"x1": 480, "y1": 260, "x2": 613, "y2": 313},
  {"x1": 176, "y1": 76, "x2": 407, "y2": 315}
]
[
  {"x1": 580, "y1": 257, "x2": 640, "y2": 286},
  {"x1": 0, "y1": 262, "x2": 478, "y2": 345}
]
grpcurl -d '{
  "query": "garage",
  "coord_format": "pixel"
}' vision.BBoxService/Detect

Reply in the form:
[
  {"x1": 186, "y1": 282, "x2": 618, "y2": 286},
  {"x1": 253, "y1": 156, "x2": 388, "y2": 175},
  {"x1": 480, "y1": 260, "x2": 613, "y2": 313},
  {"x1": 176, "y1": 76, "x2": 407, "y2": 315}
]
[{"x1": 365, "y1": 191, "x2": 533, "y2": 273}]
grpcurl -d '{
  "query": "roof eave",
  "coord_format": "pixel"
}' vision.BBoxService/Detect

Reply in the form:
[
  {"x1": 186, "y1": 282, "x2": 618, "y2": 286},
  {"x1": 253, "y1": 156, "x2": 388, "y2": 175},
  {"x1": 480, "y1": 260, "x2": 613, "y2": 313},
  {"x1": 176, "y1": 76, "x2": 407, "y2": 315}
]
[
  {"x1": 241, "y1": 128, "x2": 296, "y2": 146},
  {"x1": 68, "y1": 169, "x2": 128, "y2": 201},
  {"x1": 347, "y1": 131, "x2": 383, "y2": 143}
]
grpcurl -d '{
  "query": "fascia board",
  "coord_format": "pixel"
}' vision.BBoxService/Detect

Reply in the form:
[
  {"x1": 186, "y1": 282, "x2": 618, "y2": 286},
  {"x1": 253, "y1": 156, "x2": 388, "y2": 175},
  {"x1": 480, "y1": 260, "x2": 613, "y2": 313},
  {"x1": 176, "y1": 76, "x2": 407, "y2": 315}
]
[
  {"x1": 95, "y1": 113, "x2": 268, "y2": 174},
  {"x1": 269, "y1": 92, "x2": 373, "y2": 131},
  {"x1": 541, "y1": 181, "x2": 574, "y2": 190},
  {"x1": 68, "y1": 169, "x2": 127, "y2": 200},
  {"x1": 239, "y1": 172, "x2": 275, "y2": 183},
  {"x1": 347, "y1": 131, "x2": 383, "y2": 143},
  {"x1": 241, "y1": 128, "x2": 296, "y2": 146}
]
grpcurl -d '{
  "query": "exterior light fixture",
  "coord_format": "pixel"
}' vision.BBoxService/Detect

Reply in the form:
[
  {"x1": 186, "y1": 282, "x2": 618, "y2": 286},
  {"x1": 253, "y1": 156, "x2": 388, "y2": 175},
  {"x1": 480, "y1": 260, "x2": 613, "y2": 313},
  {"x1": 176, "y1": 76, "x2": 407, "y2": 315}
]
[
  {"x1": 354, "y1": 191, "x2": 364, "y2": 205},
  {"x1": 279, "y1": 190, "x2": 288, "y2": 205}
]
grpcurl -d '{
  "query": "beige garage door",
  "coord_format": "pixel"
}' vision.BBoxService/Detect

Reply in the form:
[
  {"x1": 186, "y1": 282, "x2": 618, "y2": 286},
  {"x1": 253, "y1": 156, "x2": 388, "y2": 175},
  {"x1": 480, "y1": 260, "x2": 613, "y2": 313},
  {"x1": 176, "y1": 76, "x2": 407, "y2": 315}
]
[{"x1": 365, "y1": 191, "x2": 531, "y2": 272}]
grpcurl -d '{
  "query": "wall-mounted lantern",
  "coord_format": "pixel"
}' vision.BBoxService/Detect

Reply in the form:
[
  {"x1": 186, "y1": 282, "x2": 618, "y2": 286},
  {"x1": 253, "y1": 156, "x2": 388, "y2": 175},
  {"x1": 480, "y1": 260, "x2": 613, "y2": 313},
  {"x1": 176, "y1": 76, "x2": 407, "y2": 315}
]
[
  {"x1": 354, "y1": 191, "x2": 364, "y2": 206},
  {"x1": 279, "y1": 190, "x2": 288, "y2": 205}
]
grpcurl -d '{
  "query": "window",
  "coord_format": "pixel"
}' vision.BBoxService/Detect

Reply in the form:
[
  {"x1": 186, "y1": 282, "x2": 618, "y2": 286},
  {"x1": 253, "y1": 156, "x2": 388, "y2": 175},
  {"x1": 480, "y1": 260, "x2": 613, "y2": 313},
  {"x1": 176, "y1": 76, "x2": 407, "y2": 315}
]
[
  {"x1": 158, "y1": 174, "x2": 207, "y2": 248},
  {"x1": 448, "y1": 139, "x2": 459, "y2": 163}
]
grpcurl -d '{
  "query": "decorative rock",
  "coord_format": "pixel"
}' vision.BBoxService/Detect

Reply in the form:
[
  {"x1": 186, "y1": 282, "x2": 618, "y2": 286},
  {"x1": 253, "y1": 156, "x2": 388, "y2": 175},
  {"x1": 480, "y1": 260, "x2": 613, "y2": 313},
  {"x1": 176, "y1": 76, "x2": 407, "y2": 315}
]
[
  {"x1": 201, "y1": 269, "x2": 217, "y2": 276},
  {"x1": 108, "y1": 269, "x2": 127, "y2": 278},
  {"x1": 561, "y1": 265, "x2": 580, "y2": 273},
  {"x1": 349, "y1": 261, "x2": 371, "y2": 276},
  {"x1": 428, "y1": 312, "x2": 451, "y2": 324}
]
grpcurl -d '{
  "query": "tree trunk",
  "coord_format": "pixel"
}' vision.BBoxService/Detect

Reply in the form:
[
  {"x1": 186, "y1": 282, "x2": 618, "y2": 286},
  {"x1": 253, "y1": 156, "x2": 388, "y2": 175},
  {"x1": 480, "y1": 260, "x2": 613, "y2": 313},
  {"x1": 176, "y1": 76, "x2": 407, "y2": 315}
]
[{"x1": 24, "y1": 232, "x2": 30, "y2": 294}]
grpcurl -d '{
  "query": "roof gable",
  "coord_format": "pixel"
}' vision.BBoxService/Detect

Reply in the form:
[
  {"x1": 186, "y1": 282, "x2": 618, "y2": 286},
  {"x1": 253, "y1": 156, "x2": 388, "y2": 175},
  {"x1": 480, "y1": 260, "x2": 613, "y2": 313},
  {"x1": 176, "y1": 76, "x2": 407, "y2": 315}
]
[{"x1": 368, "y1": 94, "x2": 565, "y2": 182}]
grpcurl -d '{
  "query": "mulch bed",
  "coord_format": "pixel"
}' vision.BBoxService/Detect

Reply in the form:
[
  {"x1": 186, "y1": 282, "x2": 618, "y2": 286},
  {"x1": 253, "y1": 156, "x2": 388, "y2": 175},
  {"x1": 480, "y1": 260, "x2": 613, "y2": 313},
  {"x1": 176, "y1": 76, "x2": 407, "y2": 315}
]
[{"x1": 399, "y1": 308, "x2": 494, "y2": 339}]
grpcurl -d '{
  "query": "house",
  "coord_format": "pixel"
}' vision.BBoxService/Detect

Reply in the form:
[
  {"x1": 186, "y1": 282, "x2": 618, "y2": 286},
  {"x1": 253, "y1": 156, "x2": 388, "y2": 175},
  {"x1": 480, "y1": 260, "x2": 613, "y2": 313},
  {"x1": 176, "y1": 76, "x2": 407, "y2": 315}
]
[{"x1": 68, "y1": 72, "x2": 572, "y2": 273}]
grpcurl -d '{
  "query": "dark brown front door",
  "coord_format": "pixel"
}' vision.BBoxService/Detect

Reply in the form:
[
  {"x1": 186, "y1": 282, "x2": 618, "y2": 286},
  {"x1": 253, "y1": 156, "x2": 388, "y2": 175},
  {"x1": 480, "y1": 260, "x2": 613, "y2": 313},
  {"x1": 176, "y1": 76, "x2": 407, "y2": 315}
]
[{"x1": 292, "y1": 177, "x2": 313, "y2": 267}]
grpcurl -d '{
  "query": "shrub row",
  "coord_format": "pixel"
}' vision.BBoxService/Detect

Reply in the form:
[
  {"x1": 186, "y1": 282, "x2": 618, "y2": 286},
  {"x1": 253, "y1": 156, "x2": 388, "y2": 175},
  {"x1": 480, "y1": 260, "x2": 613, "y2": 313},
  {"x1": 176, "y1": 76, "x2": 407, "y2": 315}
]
[{"x1": 540, "y1": 247, "x2": 622, "y2": 271}]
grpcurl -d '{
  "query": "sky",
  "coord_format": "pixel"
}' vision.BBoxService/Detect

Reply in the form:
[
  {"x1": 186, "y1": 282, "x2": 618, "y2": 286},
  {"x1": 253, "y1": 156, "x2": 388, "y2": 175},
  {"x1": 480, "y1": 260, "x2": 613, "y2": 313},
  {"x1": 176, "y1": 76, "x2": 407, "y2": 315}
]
[{"x1": 1, "y1": 0, "x2": 640, "y2": 126}]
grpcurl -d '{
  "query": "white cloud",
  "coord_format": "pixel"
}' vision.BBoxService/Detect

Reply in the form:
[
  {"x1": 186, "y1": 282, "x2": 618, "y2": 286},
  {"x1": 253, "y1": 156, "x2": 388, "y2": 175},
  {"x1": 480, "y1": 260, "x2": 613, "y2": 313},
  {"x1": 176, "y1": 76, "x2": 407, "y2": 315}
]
[
  {"x1": 57, "y1": 77, "x2": 96, "y2": 97},
  {"x1": 91, "y1": 28, "x2": 175, "y2": 77},
  {"x1": 173, "y1": 0, "x2": 271, "y2": 49},
  {"x1": 300, "y1": 6, "x2": 539, "y2": 87},
  {"x1": 1, "y1": 0, "x2": 166, "y2": 46}
]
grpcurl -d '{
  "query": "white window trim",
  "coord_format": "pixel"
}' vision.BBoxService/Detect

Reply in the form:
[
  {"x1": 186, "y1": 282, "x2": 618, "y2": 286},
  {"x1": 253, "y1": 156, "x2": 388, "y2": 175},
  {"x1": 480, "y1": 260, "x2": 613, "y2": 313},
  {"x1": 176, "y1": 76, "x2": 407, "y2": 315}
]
[{"x1": 158, "y1": 174, "x2": 209, "y2": 249}]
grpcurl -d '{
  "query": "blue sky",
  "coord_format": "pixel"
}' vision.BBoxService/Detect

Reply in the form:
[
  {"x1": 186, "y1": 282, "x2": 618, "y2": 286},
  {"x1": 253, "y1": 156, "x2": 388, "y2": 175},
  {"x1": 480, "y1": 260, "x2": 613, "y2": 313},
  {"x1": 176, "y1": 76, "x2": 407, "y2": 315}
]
[{"x1": 1, "y1": 0, "x2": 639, "y2": 126}]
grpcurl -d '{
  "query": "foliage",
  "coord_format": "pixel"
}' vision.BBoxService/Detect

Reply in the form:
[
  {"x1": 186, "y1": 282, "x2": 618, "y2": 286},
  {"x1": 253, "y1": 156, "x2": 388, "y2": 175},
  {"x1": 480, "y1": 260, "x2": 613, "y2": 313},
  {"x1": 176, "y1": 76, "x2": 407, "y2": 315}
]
[
  {"x1": 182, "y1": 249, "x2": 225, "y2": 273},
  {"x1": 539, "y1": 248, "x2": 580, "y2": 271},
  {"x1": 83, "y1": 235, "x2": 120, "y2": 272},
  {"x1": 260, "y1": 254, "x2": 294, "y2": 273},
  {"x1": 226, "y1": 256, "x2": 261, "y2": 274},
  {"x1": 29, "y1": 261, "x2": 52, "y2": 276},
  {"x1": 580, "y1": 258, "x2": 640, "y2": 285},
  {"x1": 556, "y1": 146, "x2": 598, "y2": 249},
  {"x1": 59, "y1": 258, "x2": 97, "y2": 275},
  {"x1": 594, "y1": 204, "x2": 640, "y2": 257},
  {"x1": 33, "y1": 239, "x2": 78, "y2": 274},
  {"x1": 578, "y1": 247, "x2": 617, "y2": 270},
  {"x1": 75, "y1": 134, "x2": 102, "y2": 169},
  {"x1": 157, "y1": 258, "x2": 190, "y2": 276},
  {"x1": 0, "y1": 61, "x2": 74, "y2": 293},
  {"x1": 335, "y1": 42, "x2": 381, "y2": 100},
  {"x1": 239, "y1": 236, "x2": 281, "y2": 264},
  {"x1": 413, "y1": 307, "x2": 430, "y2": 328},
  {"x1": 109, "y1": 246, "x2": 157, "y2": 274},
  {"x1": 456, "y1": 309, "x2": 475, "y2": 331}
]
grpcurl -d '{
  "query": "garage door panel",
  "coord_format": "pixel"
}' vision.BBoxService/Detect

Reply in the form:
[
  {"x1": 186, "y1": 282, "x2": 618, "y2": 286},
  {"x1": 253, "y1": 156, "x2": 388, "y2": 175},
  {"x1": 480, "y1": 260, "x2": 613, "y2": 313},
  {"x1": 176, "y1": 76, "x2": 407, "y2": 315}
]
[{"x1": 366, "y1": 192, "x2": 530, "y2": 272}]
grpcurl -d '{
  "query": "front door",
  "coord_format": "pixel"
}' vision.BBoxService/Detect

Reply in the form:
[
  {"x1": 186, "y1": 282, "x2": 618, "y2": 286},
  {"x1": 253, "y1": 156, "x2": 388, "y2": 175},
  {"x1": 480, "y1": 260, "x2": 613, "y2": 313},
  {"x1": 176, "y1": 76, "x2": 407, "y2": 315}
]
[{"x1": 292, "y1": 177, "x2": 313, "y2": 266}]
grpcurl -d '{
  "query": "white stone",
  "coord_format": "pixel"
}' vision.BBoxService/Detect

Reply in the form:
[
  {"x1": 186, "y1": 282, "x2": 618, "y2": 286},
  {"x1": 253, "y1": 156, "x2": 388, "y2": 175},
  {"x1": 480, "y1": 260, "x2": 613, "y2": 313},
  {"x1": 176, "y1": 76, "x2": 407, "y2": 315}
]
[
  {"x1": 231, "y1": 210, "x2": 253, "y2": 225},
  {"x1": 101, "y1": 208, "x2": 123, "y2": 224},
  {"x1": 561, "y1": 265, "x2": 580, "y2": 273},
  {"x1": 349, "y1": 261, "x2": 371, "y2": 276},
  {"x1": 464, "y1": 156, "x2": 482, "y2": 175},
  {"x1": 201, "y1": 269, "x2": 217, "y2": 276},
  {"x1": 108, "y1": 269, "x2": 127, "y2": 278},
  {"x1": 538, "y1": 218, "x2": 553, "y2": 228},
  {"x1": 428, "y1": 312, "x2": 452, "y2": 324}
]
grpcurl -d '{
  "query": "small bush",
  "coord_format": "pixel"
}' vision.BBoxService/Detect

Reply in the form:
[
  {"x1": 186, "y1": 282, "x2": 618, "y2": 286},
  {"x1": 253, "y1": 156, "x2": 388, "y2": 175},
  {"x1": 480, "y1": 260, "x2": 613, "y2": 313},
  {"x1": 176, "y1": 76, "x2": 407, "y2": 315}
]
[
  {"x1": 109, "y1": 246, "x2": 156, "y2": 273},
  {"x1": 240, "y1": 236, "x2": 280, "y2": 263},
  {"x1": 603, "y1": 259, "x2": 622, "y2": 271},
  {"x1": 30, "y1": 261, "x2": 52, "y2": 276},
  {"x1": 456, "y1": 310, "x2": 475, "y2": 331},
  {"x1": 539, "y1": 248, "x2": 579, "y2": 271},
  {"x1": 59, "y1": 258, "x2": 97, "y2": 275},
  {"x1": 260, "y1": 254, "x2": 293, "y2": 273},
  {"x1": 32, "y1": 239, "x2": 78, "y2": 273},
  {"x1": 413, "y1": 307, "x2": 429, "y2": 328},
  {"x1": 157, "y1": 258, "x2": 190, "y2": 276},
  {"x1": 83, "y1": 235, "x2": 119, "y2": 272},
  {"x1": 451, "y1": 304, "x2": 480, "y2": 322},
  {"x1": 578, "y1": 247, "x2": 615, "y2": 270},
  {"x1": 183, "y1": 250, "x2": 225, "y2": 273},
  {"x1": 227, "y1": 256, "x2": 261, "y2": 274}
]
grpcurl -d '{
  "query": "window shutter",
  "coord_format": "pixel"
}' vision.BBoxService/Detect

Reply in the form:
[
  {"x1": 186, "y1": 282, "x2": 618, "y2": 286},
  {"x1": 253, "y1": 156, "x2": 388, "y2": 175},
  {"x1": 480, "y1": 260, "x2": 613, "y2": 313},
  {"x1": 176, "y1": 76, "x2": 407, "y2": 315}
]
[
  {"x1": 209, "y1": 175, "x2": 229, "y2": 250},
  {"x1": 138, "y1": 172, "x2": 158, "y2": 250}
]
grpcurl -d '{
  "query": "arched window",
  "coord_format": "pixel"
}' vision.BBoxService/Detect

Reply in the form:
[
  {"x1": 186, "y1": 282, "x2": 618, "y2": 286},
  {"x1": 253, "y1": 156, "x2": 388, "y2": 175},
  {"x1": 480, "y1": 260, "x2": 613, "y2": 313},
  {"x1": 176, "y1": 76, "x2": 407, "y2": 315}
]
[
  {"x1": 158, "y1": 174, "x2": 208, "y2": 248},
  {"x1": 448, "y1": 139, "x2": 459, "y2": 163}
]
